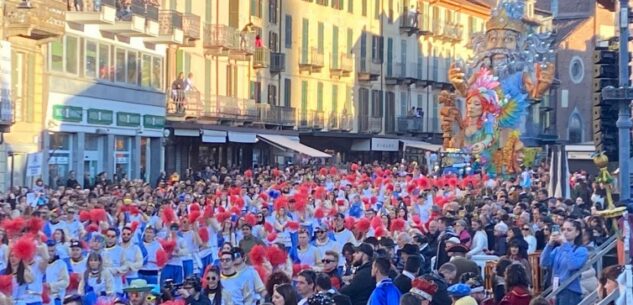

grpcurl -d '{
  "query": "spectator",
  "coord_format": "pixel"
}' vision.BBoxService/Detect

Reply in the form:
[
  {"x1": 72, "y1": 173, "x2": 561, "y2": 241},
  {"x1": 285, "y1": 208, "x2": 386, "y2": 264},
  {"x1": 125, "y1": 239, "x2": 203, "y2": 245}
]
[
  {"x1": 297, "y1": 270, "x2": 317, "y2": 305},
  {"x1": 203, "y1": 266, "x2": 233, "y2": 305},
  {"x1": 394, "y1": 255, "x2": 421, "y2": 293},
  {"x1": 339, "y1": 243, "x2": 376, "y2": 305},
  {"x1": 315, "y1": 272, "x2": 352, "y2": 305},
  {"x1": 272, "y1": 283, "x2": 299, "y2": 305},
  {"x1": 367, "y1": 256, "x2": 401, "y2": 305},
  {"x1": 498, "y1": 264, "x2": 531, "y2": 305}
]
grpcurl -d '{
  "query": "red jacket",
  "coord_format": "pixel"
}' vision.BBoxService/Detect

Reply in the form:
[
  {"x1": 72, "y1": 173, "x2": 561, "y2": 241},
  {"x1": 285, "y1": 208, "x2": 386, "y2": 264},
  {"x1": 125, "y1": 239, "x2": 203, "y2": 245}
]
[{"x1": 498, "y1": 286, "x2": 531, "y2": 305}]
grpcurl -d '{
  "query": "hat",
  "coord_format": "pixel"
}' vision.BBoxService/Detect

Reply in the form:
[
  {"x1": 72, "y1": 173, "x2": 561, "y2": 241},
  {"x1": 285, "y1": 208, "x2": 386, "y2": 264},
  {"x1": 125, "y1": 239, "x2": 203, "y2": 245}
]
[
  {"x1": 447, "y1": 283, "x2": 471, "y2": 298},
  {"x1": 69, "y1": 240, "x2": 82, "y2": 249},
  {"x1": 354, "y1": 243, "x2": 374, "y2": 258},
  {"x1": 447, "y1": 244, "x2": 469, "y2": 253},
  {"x1": 123, "y1": 279, "x2": 153, "y2": 292},
  {"x1": 46, "y1": 240, "x2": 57, "y2": 247},
  {"x1": 400, "y1": 244, "x2": 418, "y2": 255},
  {"x1": 379, "y1": 237, "x2": 396, "y2": 249},
  {"x1": 63, "y1": 295, "x2": 82, "y2": 304},
  {"x1": 410, "y1": 278, "x2": 438, "y2": 301},
  {"x1": 446, "y1": 237, "x2": 461, "y2": 245},
  {"x1": 454, "y1": 296, "x2": 478, "y2": 305}
]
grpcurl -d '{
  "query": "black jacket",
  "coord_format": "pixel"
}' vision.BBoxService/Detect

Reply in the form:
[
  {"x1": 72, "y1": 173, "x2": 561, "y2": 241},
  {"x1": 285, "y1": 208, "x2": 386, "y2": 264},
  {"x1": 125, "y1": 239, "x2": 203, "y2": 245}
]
[
  {"x1": 339, "y1": 262, "x2": 376, "y2": 305},
  {"x1": 393, "y1": 273, "x2": 413, "y2": 294},
  {"x1": 422, "y1": 272, "x2": 452, "y2": 305},
  {"x1": 185, "y1": 293, "x2": 212, "y2": 305},
  {"x1": 322, "y1": 291, "x2": 352, "y2": 305}
]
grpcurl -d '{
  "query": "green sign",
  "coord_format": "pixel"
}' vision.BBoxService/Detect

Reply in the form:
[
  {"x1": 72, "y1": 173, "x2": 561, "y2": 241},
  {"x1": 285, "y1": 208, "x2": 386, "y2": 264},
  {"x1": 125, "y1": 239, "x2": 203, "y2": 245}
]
[
  {"x1": 52, "y1": 105, "x2": 83, "y2": 122},
  {"x1": 87, "y1": 109, "x2": 113, "y2": 125},
  {"x1": 143, "y1": 115, "x2": 165, "y2": 129},
  {"x1": 117, "y1": 112, "x2": 141, "y2": 127}
]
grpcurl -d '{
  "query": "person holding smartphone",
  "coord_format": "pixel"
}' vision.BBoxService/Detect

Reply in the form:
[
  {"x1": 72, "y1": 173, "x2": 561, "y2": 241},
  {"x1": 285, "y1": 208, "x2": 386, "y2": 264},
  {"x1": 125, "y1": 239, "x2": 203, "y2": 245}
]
[{"x1": 539, "y1": 220, "x2": 589, "y2": 305}]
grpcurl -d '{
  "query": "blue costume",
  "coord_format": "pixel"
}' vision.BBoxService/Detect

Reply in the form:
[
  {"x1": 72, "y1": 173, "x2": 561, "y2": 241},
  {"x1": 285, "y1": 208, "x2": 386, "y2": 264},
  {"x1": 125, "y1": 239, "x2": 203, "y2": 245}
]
[{"x1": 367, "y1": 278, "x2": 401, "y2": 305}]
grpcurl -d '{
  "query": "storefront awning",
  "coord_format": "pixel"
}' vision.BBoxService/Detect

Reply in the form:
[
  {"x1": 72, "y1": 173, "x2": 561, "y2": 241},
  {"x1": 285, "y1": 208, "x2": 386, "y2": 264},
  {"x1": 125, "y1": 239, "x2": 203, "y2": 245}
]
[
  {"x1": 257, "y1": 134, "x2": 331, "y2": 158},
  {"x1": 228, "y1": 131, "x2": 257, "y2": 143},
  {"x1": 201, "y1": 130, "x2": 227, "y2": 143},
  {"x1": 174, "y1": 129, "x2": 199, "y2": 137},
  {"x1": 401, "y1": 140, "x2": 442, "y2": 152}
]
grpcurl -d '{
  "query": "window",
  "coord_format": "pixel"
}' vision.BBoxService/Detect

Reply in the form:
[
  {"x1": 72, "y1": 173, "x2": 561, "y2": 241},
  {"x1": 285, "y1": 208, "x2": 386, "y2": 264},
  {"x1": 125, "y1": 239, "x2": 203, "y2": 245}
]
[
  {"x1": 362, "y1": 0, "x2": 367, "y2": 16},
  {"x1": 50, "y1": 40, "x2": 63, "y2": 72},
  {"x1": 400, "y1": 92, "x2": 408, "y2": 116},
  {"x1": 347, "y1": 28, "x2": 353, "y2": 54},
  {"x1": 332, "y1": 26, "x2": 339, "y2": 68},
  {"x1": 301, "y1": 80, "x2": 308, "y2": 114},
  {"x1": 141, "y1": 54, "x2": 152, "y2": 87},
  {"x1": 85, "y1": 41, "x2": 97, "y2": 78},
  {"x1": 98, "y1": 44, "x2": 110, "y2": 81},
  {"x1": 152, "y1": 57, "x2": 163, "y2": 89},
  {"x1": 127, "y1": 51, "x2": 138, "y2": 85},
  {"x1": 317, "y1": 82, "x2": 323, "y2": 111},
  {"x1": 269, "y1": 31, "x2": 278, "y2": 52},
  {"x1": 302, "y1": 19, "x2": 309, "y2": 63},
  {"x1": 332, "y1": 85, "x2": 338, "y2": 112},
  {"x1": 348, "y1": 0, "x2": 353, "y2": 13},
  {"x1": 115, "y1": 48, "x2": 126, "y2": 83},
  {"x1": 205, "y1": 0, "x2": 212, "y2": 22},
  {"x1": 388, "y1": 0, "x2": 393, "y2": 23},
  {"x1": 65, "y1": 36, "x2": 79, "y2": 74},
  {"x1": 269, "y1": 0, "x2": 277, "y2": 24},
  {"x1": 317, "y1": 22, "x2": 324, "y2": 54},
  {"x1": 12, "y1": 52, "x2": 24, "y2": 122},
  {"x1": 285, "y1": 15, "x2": 292, "y2": 48},
  {"x1": 332, "y1": 0, "x2": 343, "y2": 9},
  {"x1": 268, "y1": 84, "x2": 277, "y2": 105},
  {"x1": 250, "y1": 0, "x2": 262, "y2": 18},
  {"x1": 569, "y1": 56, "x2": 584, "y2": 84},
  {"x1": 250, "y1": 81, "x2": 262, "y2": 102},
  {"x1": 371, "y1": 35, "x2": 383, "y2": 63},
  {"x1": 569, "y1": 113, "x2": 582, "y2": 143},
  {"x1": 371, "y1": 90, "x2": 383, "y2": 117},
  {"x1": 375, "y1": 0, "x2": 380, "y2": 19},
  {"x1": 283, "y1": 78, "x2": 291, "y2": 107},
  {"x1": 316, "y1": 0, "x2": 328, "y2": 5},
  {"x1": 205, "y1": 59, "x2": 212, "y2": 101}
]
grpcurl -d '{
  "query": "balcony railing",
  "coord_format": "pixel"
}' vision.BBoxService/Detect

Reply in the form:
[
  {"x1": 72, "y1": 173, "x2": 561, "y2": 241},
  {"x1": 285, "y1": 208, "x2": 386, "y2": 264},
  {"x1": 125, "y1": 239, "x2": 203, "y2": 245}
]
[
  {"x1": 327, "y1": 113, "x2": 353, "y2": 131},
  {"x1": 396, "y1": 116, "x2": 424, "y2": 133},
  {"x1": 4, "y1": 0, "x2": 66, "y2": 40},
  {"x1": 203, "y1": 24, "x2": 238, "y2": 56},
  {"x1": 299, "y1": 48, "x2": 324, "y2": 72},
  {"x1": 358, "y1": 57, "x2": 380, "y2": 81},
  {"x1": 145, "y1": 10, "x2": 184, "y2": 44},
  {"x1": 341, "y1": 53, "x2": 353, "y2": 73},
  {"x1": 443, "y1": 24, "x2": 463, "y2": 42},
  {"x1": 229, "y1": 32, "x2": 256, "y2": 60},
  {"x1": 182, "y1": 13, "x2": 201, "y2": 42},
  {"x1": 254, "y1": 48, "x2": 270, "y2": 69},
  {"x1": 330, "y1": 53, "x2": 353, "y2": 78},
  {"x1": 270, "y1": 52, "x2": 286, "y2": 73},
  {"x1": 358, "y1": 115, "x2": 383, "y2": 133},
  {"x1": 400, "y1": 8, "x2": 425, "y2": 36},
  {"x1": 432, "y1": 22, "x2": 444, "y2": 38},
  {"x1": 0, "y1": 91, "x2": 14, "y2": 130},
  {"x1": 298, "y1": 110, "x2": 325, "y2": 130},
  {"x1": 166, "y1": 89, "x2": 202, "y2": 118},
  {"x1": 65, "y1": 0, "x2": 117, "y2": 24},
  {"x1": 419, "y1": 13, "x2": 431, "y2": 34}
]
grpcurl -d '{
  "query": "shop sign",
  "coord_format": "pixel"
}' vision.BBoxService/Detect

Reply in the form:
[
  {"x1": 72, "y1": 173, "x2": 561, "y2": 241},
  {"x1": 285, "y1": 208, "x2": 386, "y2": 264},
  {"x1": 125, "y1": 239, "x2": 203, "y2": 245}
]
[
  {"x1": 26, "y1": 152, "x2": 43, "y2": 177},
  {"x1": 143, "y1": 115, "x2": 165, "y2": 129},
  {"x1": 116, "y1": 157, "x2": 128, "y2": 164},
  {"x1": 87, "y1": 109, "x2": 113, "y2": 125},
  {"x1": 117, "y1": 112, "x2": 141, "y2": 127},
  {"x1": 49, "y1": 156, "x2": 69, "y2": 164},
  {"x1": 371, "y1": 138, "x2": 399, "y2": 152},
  {"x1": 52, "y1": 105, "x2": 83, "y2": 123}
]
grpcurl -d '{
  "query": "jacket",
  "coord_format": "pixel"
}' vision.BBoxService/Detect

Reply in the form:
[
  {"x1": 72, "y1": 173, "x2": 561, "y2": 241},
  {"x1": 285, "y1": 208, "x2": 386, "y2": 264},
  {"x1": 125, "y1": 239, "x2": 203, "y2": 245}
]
[
  {"x1": 498, "y1": 286, "x2": 531, "y2": 305},
  {"x1": 186, "y1": 293, "x2": 213, "y2": 305},
  {"x1": 540, "y1": 242, "x2": 589, "y2": 294},
  {"x1": 367, "y1": 278, "x2": 401, "y2": 305},
  {"x1": 393, "y1": 272, "x2": 414, "y2": 294},
  {"x1": 322, "y1": 290, "x2": 352, "y2": 305},
  {"x1": 450, "y1": 257, "x2": 480, "y2": 282},
  {"x1": 422, "y1": 272, "x2": 452, "y2": 305},
  {"x1": 339, "y1": 262, "x2": 376, "y2": 305}
]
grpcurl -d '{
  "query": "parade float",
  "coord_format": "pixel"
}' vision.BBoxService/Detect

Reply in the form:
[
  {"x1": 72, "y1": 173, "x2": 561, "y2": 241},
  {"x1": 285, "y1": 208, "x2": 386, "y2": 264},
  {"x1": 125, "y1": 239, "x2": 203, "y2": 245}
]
[{"x1": 438, "y1": 0, "x2": 555, "y2": 177}]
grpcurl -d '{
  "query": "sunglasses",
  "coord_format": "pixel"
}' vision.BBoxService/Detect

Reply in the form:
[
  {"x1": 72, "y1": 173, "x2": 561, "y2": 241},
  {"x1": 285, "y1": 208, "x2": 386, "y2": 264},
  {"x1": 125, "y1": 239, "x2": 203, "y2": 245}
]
[
  {"x1": 522, "y1": 228, "x2": 530, "y2": 231},
  {"x1": 207, "y1": 276, "x2": 218, "y2": 281},
  {"x1": 315, "y1": 231, "x2": 324, "y2": 234},
  {"x1": 321, "y1": 259, "x2": 334, "y2": 264},
  {"x1": 220, "y1": 258, "x2": 232, "y2": 262}
]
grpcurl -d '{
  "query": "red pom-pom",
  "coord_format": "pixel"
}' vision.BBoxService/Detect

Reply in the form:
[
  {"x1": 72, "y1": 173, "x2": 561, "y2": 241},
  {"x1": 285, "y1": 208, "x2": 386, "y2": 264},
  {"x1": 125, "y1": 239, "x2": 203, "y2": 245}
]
[
  {"x1": 328, "y1": 208, "x2": 339, "y2": 217},
  {"x1": 156, "y1": 248, "x2": 168, "y2": 268},
  {"x1": 331, "y1": 276, "x2": 342, "y2": 289},
  {"x1": 386, "y1": 184, "x2": 394, "y2": 192},
  {"x1": 2, "y1": 217, "x2": 25, "y2": 237},
  {"x1": 159, "y1": 239, "x2": 177, "y2": 254},
  {"x1": 371, "y1": 216, "x2": 383, "y2": 230},
  {"x1": 351, "y1": 163, "x2": 359, "y2": 171},
  {"x1": 90, "y1": 209, "x2": 107, "y2": 223},
  {"x1": 244, "y1": 169, "x2": 253, "y2": 178},
  {"x1": 407, "y1": 183, "x2": 417, "y2": 194},
  {"x1": 412, "y1": 215, "x2": 421, "y2": 225},
  {"x1": 319, "y1": 167, "x2": 328, "y2": 176},
  {"x1": 371, "y1": 196, "x2": 378, "y2": 204},
  {"x1": 274, "y1": 197, "x2": 288, "y2": 212},
  {"x1": 417, "y1": 176, "x2": 431, "y2": 190},
  {"x1": 0, "y1": 275, "x2": 12, "y2": 295},
  {"x1": 129, "y1": 206, "x2": 140, "y2": 216},
  {"x1": 188, "y1": 210, "x2": 201, "y2": 224},
  {"x1": 86, "y1": 223, "x2": 99, "y2": 233},
  {"x1": 203, "y1": 206, "x2": 215, "y2": 219},
  {"x1": 374, "y1": 226, "x2": 386, "y2": 238},
  {"x1": 130, "y1": 221, "x2": 140, "y2": 233},
  {"x1": 346, "y1": 174, "x2": 356, "y2": 183},
  {"x1": 26, "y1": 217, "x2": 44, "y2": 235},
  {"x1": 373, "y1": 177, "x2": 383, "y2": 188},
  {"x1": 266, "y1": 232, "x2": 277, "y2": 243},
  {"x1": 286, "y1": 221, "x2": 300, "y2": 231},
  {"x1": 292, "y1": 264, "x2": 311, "y2": 277},
  {"x1": 160, "y1": 299, "x2": 186, "y2": 305},
  {"x1": 254, "y1": 264, "x2": 269, "y2": 285},
  {"x1": 344, "y1": 217, "x2": 355, "y2": 230},
  {"x1": 390, "y1": 219, "x2": 406, "y2": 232},
  {"x1": 336, "y1": 198, "x2": 346, "y2": 206},
  {"x1": 356, "y1": 218, "x2": 371, "y2": 233},
  {"x1": 263, "y1": 222, "x2": 274, "y2": 233},
  {"x1": 329, "y1": 166, "x2": 338, "y2": 176},
  {"x1": 245, "y1": 214, "x2": 257, "y2": 226},
  {"x1": 272, "y1": 168, "x2": 280, "y2": 177},
  {"x1": 198, "y1": 227, "x2": 209, "y2": 243},
  {"x1": 447, "y1": 176, "x2": 458, "y2": 188},
  {"x1": 79, "y1": 210, "x2": 91, "y2": 222},
  {"x1": 249, "y1": 245, "x2": 267, "y2": 265},
  {"x1": 314, "y1": 208, "x2": 325, "y2": 219},
  {"x1": 162, "y1": 207, "x2": 177, "y2": 224},
  {"x1": 230, "y1": 206, "x2": 241, "y2": 216},
  {"x1": 68, "y1": 273, "x2": 80, "y2": 291},
  {"x1": 266, "y1": 246, "x2": 287, "y2": 266},
  {"x1": 259, "y1": 192, "x2": 269, "y2": 202},
  {"x1": 190, "y1": 203, "x2": 201, "y2": 212},
  {"x1": 314, "y1": 187, "x2": 326, "y2": 200},
  {"x1": 12, "y1": 236, "x2": 36, "y2": 262}
]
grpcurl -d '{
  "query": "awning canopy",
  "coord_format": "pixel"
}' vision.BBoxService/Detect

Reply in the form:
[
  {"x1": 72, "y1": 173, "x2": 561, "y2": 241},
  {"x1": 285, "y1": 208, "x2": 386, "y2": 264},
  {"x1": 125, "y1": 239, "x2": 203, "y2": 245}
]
[
  {"x1": 257, "y1": 134, "x2": 331, "y2": 158},
  {"x1": 201, "y1": 130, "x2": 227, "y2": 143},
  {"x1": 401, "y1": 140, "x2": 442, "y2": 152},
  {"x1": 228, "y1": 131, "x2": 257, "y2": 143}
]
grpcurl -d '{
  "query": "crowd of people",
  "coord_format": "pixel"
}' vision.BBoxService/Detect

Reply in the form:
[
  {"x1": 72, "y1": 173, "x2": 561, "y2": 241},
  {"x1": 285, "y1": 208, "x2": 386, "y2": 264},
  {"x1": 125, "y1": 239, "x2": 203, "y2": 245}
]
[{"x1": 0, "y1": 159, "x2": 623, "y2": 305}]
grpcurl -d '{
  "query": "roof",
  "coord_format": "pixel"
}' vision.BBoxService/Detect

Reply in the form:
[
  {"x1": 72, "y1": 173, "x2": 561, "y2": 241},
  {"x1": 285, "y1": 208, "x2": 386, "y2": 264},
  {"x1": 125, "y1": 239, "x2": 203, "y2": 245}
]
[{"x1": 553, "y1": 18, "x2": 589, "y2": 44}]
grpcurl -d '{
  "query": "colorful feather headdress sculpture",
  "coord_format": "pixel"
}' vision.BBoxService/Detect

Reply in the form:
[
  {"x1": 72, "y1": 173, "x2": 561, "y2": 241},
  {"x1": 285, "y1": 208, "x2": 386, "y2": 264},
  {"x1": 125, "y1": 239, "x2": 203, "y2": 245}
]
[{"x1": 466, "y1": 67, "x2": 501, "y2": 116}]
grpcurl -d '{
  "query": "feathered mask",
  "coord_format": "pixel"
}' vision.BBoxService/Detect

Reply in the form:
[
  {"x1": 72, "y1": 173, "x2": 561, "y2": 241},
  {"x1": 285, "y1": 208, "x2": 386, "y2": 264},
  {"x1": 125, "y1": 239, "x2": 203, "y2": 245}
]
[{"x1": 466, "y1": 67, "x2": 501, "y2": 116}]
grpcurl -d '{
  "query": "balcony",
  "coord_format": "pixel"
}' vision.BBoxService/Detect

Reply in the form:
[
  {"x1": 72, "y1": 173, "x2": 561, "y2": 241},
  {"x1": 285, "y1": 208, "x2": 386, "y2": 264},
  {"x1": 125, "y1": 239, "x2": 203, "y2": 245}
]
[
  {"x1": 299, "y1": 48, "x2": 324, "y2": 73},
  {"x1": 166, "y1": 90, "x2": 202, "y2": 120},
  {"x1": 203, "y1": 24, "x2": 238, "y2": 56},
  {"x1": 386, "y1": 62, "x2": 416, "y2": 85},
  {"x1": 327, "y1": 113, "x2": 353, "y2": 131},
  {"x1": 330, "y1": 53, "x2": 353, "y2": 79},
  {"x1": 4, "y1": 0, "x2": 66, "y2": 41},
  {"x1": 254, "y1": 48, "x2": 270, "y2": 69},
  {"x1": 444, "y1": 24, "x2": 463, "y2": 42},
  {"x1": 419, "y1": 13, "x2": 432, "y2": 35},
  {"x1": 270, "y1": 52, "x2": 286, "y2": 74},
  {"x1": 228, "y1": 32, "x2": 256, "y2": 61},
  {"x1": 399, "y1": 9, "x2": 423, "y2": 36},
  {"x1": 182, "y1": 13, "x2": 201, "y2": 46},
  {"x1": 197, "y1": 96, "x2": 258, "y2": 123},
  {"x1": 258, "y1": 105, "x2": 297, "y2": 126},
  {"x1": 431, "y1": 22, "x2": 444, "y2": 39},
  {"x1": 0, "y1": 92, "x2": 14, "y2": 132},
  {"x1": 358, "y1": 57, "x2": 380, "y2": 82},
  {"x1": 100, "y1": 0, "x2": 160, "y2": 37},
  {"x1": 396, "y1": 116, "x2": 424, "y2": 134},
  {"x1": 358, "y1": 115, "x2": 383, "y2": 134},
  {"x1": 145, "y1": 10, "x2": 184, "y2": 45},
  {"x1": 298, "y1": 110, "x2": 325, "y2": 130},
  {"x1": 65, "y1": 0, "x2": 117, "y2": 25}
]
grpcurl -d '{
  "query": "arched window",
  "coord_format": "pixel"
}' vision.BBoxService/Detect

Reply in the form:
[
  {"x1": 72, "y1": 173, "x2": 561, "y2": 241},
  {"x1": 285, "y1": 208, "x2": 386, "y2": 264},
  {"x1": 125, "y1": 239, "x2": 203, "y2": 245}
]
[{"x1": 568, "y1": 113, "x2": 583, "y2": 143}]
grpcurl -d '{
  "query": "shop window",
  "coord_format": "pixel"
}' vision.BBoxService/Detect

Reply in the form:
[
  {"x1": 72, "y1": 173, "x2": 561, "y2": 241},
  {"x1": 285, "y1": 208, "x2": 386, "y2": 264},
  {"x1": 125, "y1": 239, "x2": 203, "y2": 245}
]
[
  {"x1": 152, "y1": 57, "x2": 163, "y2": 89},
  {"x1": 127, "y1": 51, "x2": 138, "y2": 85},
  {"x1": 85, "y1": 41, "x2": 98, "y2": 78},
  {"x1": 50, "y1": 133, "x2": 71, "y2": 150},
  {"x1": 141, "y1": 54, "x2": 152, "y2": 87},
  {"x1": 50, "y1": 39, "x2": 64, "y2": 72},
  {"x1": 98, "y1": 44, "x2": 111, "y2": 81},
  {"x1": 115, "y1": 48, "x2": 126, "y2": 83}
]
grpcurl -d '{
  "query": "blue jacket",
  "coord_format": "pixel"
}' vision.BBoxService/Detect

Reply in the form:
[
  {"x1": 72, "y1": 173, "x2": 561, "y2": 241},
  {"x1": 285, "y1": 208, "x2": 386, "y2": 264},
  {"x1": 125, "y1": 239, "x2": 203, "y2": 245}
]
[
  {"x1": 367, "y1": 279, "x2": 401, "y2": 305},
  {"x1": 539, "y1": 242, "x2": 589, "y2": 294}
]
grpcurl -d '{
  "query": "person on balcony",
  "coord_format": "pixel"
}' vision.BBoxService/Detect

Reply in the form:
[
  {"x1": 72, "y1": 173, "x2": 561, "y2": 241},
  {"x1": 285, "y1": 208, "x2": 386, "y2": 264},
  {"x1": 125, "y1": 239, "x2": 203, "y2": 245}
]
[
  {"x1": 407, "y1": 5, "x2": 419, "y2": 28},
  {"x1": 255, "y1": 35, "x2": 264, "y2": 48},
  {"x1": 185, "y1": 73, "x2": 197, "y2": 92},
  {"x1": 172, "y1": 72, "x2": 185, "y2": 114}
]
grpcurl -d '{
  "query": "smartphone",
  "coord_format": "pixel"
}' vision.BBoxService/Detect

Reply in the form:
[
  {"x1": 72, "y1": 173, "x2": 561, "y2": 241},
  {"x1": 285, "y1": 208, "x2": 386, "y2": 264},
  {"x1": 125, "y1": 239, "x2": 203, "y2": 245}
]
[{"x1": 551, "y1": 225, "x2": 560, "y2": 233}]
